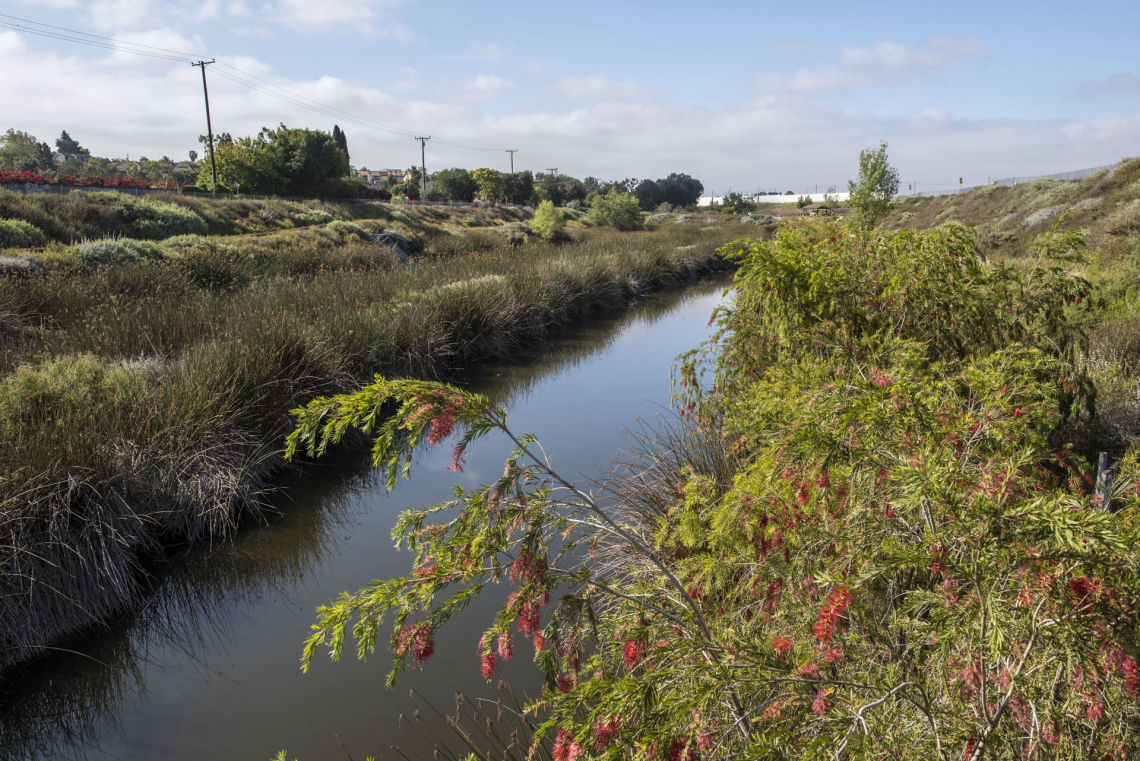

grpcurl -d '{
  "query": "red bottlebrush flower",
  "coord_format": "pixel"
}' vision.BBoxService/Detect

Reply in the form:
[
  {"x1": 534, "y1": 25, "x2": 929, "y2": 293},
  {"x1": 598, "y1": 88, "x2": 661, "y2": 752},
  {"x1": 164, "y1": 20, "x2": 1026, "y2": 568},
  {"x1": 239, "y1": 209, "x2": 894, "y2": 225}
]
[
  {"x1": 1123, "y1": 656, "x2": 1139, "y2": 698},
  {"x1": 796, "y1": 482, "x2": 811, "y2": 505},
  {"x1": 1013, "y1": 407, "x2": 1024, "y2": 418},
  {"x1": 813, "y1": 585, "x2": 851, "y2": 644},
  {"x1": 517, "y1": 599, "x2": 540, "y2": 636},
  {"x1": 1069, "y1": 575, "x2": 1099, "y2": 610},
  {"x1": 552, "y1": 729, "x2": 582, "y2": 761},
  {"x1": 478, "y1": 634, "x2": 497, "y2": 679},
  {"x1": 532, "y1": 632, "x2": 546, "y2": 653},
  {"x1": 413, "y1": 556, "x2": 435, "y2": 578},
  {"x1": 446, "y1": 443, "x2": 467, "y2": 472},
  {"x1": 396, "y1": 622, "x2": 435, "y2": 666},
  {"x1": 593, "y1": 717, "x2": 618, "y2": 750},
  {"x1": 623, "y1": 640, "x2": 641, "y2": 669},
  {"x1": 869, "y1": 367, "x2": 893, "y2": 388},
  {"x1": 816, "y1": 472, "x2": 830, "y2": 490},
  {"x1": 496, "y1": 632, "x2": 513, "y2": 661},
  {"x1": 427, "y1": 406, "x2": 458, "y2": 444},
  {"x1": 823, "y1": 647, "x2": 843, "y2": 663},
  {"x1": 772, "y1": 636, "x2": 792, "y2": 656},
  {"x1": 811, "y1": 693, "x2": 829, "y2": 715},
  {"x1": 557, "y1": 674, "x2": 574, "y2": 693}
]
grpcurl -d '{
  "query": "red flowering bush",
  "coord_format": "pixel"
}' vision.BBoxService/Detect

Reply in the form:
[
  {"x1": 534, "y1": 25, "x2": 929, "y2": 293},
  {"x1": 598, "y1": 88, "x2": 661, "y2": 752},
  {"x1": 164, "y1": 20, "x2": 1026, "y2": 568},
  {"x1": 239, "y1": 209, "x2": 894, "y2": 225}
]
[{"x1": 289, "y1": 221, "x2": 1140, "y2": 759}]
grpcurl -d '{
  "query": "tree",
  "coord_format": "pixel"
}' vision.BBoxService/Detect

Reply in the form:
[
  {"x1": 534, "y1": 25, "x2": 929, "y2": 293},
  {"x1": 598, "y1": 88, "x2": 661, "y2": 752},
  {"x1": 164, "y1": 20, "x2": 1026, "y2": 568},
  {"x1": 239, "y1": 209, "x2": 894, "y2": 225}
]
[
  {"x1": 633, "y1": 178, "x2": 665, "y2": 210},
  {"x1": 471, "y1": 168, "x2": 506, "y2": 203},
  {"x1": 660, "y1": 172, "x2": 704, "y2": 208},
  {"x1": 200, "y1": 125, "x2": 352, "y2": 195},
  {"x1": 504, "y1": 171, "x2": 534, "y2": 205},
  {"x1": 332, "y1": 124, "x2": 350, "y2": 166},
  {"x1": 720, "y1": 191, "x2": 754, "y2": 214},
  {"x1": 529, "y1": 199, "x2": 567, "y2": 241},
  {"x1": 534, "y1": 173, "x2": 565, "y2": 206},
  {"x1": 0, "y1": 129, "x2": 54, "y2": 173},
  {"x1": 54, "y1": 130, "x2": 90, "y2": 173},
  {"x1": 586, "y1": 189, "x2": 644, "y2": 230},
  {"x1": 429, "y1": 168, "x2": 477, "y2": 202},
  {"x1": 847, "y1": 141, "x2": 899, "y2": 229}
]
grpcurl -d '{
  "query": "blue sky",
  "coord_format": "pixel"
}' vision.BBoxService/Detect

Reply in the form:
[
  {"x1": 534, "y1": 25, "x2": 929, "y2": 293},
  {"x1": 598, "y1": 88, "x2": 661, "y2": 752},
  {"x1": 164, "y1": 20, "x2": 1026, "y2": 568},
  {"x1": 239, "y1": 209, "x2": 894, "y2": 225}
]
[{"x1": 1, "y1": 0, "x2": 1137, "y2": 194}]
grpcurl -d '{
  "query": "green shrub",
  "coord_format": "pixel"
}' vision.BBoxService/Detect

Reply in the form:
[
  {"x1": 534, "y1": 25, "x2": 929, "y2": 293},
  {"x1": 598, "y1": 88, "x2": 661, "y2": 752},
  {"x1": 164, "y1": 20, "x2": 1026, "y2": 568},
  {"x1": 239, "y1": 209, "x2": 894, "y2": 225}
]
[
  {"x1": 530, "y1": 200, "x2": 568, "y2": 242},
  {"x1": 293, "y1": 209, "x2": 334, "y2": 226},
  {"x1": 117, "y1": 197, "x2": 209, "y2": 239},
  {"x1": 0, "y1": 218, "x2": 47, "y2": 248},
  {"x1": 325, "y1": 220, "x2": 371, "y2": 242},
  {"x1": 586, "y1": 190, "x2": 644, "y2": 231},
  {"x1": 73, "y1": 237, "x2": 164, "y2": 265}
]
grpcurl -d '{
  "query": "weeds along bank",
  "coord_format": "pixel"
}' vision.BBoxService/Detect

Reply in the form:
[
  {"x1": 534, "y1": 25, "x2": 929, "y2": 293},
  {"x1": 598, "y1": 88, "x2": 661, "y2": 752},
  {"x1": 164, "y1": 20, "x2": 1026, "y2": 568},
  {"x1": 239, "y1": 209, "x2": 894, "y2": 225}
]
[
  {"x1": 0, "y1": 198, "x2": 746, "y2": 670},
  {"x1": 290, "y1": 218, "x2": 1140, "y2": 759}
]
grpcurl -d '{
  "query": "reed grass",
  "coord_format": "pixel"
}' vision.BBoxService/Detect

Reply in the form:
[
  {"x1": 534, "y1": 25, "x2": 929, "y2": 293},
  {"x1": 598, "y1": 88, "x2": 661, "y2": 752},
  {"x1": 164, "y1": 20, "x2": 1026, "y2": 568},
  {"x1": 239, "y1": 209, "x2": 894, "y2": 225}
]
[{"x1": 0, "y1": 211, "x2": 746, "y2": 669}]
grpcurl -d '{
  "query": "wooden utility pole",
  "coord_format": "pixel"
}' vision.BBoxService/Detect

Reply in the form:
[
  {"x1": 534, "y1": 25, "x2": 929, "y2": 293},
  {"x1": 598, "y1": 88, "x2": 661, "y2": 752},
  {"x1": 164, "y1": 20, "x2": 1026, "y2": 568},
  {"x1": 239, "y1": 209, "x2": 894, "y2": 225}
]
[
  {"x1": 191, "y1": 59, "x2": 218, "y2": 190},
  {"x1": 414, "y1": 136, "x2": 431, "y2": 194},
  {"x1": 546, "y1": 168, "x2": 558, "y2": 180},
  {"x1": 505, "y1": 148, "x2": 517, "y2": 174}
]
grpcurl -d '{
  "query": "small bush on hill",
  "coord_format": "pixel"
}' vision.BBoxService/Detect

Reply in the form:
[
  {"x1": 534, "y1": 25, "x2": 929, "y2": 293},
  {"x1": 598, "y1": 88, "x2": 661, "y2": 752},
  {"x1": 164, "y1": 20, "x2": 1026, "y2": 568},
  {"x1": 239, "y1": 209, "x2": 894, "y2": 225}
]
[
  {"x1": 73, "y1": 237, "x2": 164, "y2": 265},
  {"x1": 292, "y1": 209, "x2": 333, "y2": 226},
  {"x1": 325, "y1": 220, "x2": 371, "y2": 242},
  {"x1": 116, "y1": 196, "x2": 209, "y2": 239},
  {"x1": 586, "y1": 190, "x2": 644, "y2": 231},
  {"x1": 162, "y1": 234, "x2": 250, "y2": 289},
  {"x1": 0, "y1": 218, "x2": 47, "y2": 248},
  {"x1": 529, "y1": 200, "x2": 568, "y2": 242}
]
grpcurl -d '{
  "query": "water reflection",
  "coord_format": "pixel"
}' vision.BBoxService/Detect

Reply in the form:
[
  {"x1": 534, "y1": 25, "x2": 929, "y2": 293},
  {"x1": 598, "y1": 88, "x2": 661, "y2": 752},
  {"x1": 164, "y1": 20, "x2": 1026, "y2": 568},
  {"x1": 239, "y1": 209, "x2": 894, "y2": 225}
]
[{"x1": 0, "y1": 277, "x2": 731, "y2": 761}]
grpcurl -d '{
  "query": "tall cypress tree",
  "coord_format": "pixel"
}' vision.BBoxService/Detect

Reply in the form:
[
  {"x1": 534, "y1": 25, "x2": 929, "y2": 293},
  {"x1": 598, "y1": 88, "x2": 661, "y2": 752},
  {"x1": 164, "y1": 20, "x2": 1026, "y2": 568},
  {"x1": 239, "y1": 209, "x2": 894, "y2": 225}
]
[{"x1": 332, "y1": 124, "x2": 350, "y2": 170}]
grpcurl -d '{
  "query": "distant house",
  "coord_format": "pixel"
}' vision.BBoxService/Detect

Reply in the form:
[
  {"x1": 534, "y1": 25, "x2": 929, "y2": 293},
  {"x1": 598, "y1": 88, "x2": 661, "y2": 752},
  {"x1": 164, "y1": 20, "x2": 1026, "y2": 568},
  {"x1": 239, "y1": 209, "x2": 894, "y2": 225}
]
[{"x1": 357, "y1": 168, "x2": 406, "y2": 186}]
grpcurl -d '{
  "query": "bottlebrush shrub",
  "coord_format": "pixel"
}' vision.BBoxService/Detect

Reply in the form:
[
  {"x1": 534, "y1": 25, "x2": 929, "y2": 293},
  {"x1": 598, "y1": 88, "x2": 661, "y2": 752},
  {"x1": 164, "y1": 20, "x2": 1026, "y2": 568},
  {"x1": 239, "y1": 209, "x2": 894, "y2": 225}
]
[{"x1": 288, "y1": 221, "x2": 1140, "y2": 760}]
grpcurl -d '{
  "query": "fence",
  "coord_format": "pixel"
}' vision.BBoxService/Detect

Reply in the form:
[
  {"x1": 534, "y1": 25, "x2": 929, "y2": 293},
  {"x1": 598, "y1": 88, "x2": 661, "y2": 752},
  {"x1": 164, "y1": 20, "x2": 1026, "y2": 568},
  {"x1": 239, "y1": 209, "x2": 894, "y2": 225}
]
[
  {"x1": 911, "y1": 163, "x2": 1118, "y2": 198},
  {"x1": 0, "y1": 181, "x2": 530, "y2": 209}
]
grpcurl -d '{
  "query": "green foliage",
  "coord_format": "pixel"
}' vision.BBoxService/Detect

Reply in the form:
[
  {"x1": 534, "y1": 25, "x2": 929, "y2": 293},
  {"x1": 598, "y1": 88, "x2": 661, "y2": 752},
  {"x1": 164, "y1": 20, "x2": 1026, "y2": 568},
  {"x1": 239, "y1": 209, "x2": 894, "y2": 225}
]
[
  {"x1": 0, "y1": 218, "x2": 47, "y2": 248},
  {"x1": 721, "y1": 192, "x2": 755, "y2": 214},
  {"x1": 796, "y1": 194, "x2": 811, "y2": 208},
  {"x1": 292, "y1": 209, "x2": 334, "y2": 226},
  {"x1": 203, "y1": 125, "x2": 351, "y2": 196},
  {"x1": 0, "y1": 129, "x2": 53, "y2": 173},
  {"x1": 504, "y1": 171, "x2": 534, "y2": 205},
  {"x1": 117, "y1": 198, "x2": 209, "y2": 240},
  {"x1": 529, "y1": 200, "x2": 568, "y2": 242},
  {"x1": 431, "y1": 168, "x2": 478, "y2": 202},
  {"x1": 288, "y1": 216, "x2": 1140, "y2": 760},
  {"x1": 73, "y1": 237, "x2": 163, "y2": 265},
  {"x1": 325, "y1": 220, "x2": 371, "y2": 242},
  {"x1": 161, "y1": 234, "x2": 250, "y2": 289},
  {"x1": 471, "y1": 167, "x2": 507, "y2": 203},
  {"x1": 848, "y1": 141, "x2": 900, "y2": 229},
  {"x1": 585, "y1": 189, "x2": 644, "y2": 231},
  {"x1": 396, "y1": 166, "x2": 422, "y2": 200}
]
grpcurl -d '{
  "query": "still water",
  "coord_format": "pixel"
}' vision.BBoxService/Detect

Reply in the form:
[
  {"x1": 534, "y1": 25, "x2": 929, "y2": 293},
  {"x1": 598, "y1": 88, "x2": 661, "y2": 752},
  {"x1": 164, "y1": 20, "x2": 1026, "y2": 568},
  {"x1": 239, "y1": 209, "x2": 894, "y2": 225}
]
[{"x1": 0, "y1": 276, "x2": 731, "y2": 761}]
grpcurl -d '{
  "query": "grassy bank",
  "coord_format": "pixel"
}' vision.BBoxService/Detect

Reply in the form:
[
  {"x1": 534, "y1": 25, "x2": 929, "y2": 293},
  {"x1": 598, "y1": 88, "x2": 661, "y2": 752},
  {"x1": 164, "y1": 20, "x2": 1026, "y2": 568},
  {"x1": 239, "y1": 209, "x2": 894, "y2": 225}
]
[{"x1": 0, "y1": 196, "x2": 748, "y2": 670}]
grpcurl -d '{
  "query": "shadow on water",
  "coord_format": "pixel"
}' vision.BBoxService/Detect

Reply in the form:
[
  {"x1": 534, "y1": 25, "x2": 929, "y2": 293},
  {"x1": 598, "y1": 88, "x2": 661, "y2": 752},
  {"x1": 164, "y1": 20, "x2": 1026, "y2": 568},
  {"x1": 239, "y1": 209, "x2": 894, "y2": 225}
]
[{"x1": 0, "y1": 275, "x2": 732, "y2": 761}]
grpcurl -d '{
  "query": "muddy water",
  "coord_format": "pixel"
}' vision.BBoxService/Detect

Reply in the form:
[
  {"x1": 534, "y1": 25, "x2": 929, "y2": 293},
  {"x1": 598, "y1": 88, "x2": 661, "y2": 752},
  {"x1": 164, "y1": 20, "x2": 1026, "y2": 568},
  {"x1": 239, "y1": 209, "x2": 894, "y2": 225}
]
[{"x1": 0, "y1": 276, "x2": 732, "y2": 761}]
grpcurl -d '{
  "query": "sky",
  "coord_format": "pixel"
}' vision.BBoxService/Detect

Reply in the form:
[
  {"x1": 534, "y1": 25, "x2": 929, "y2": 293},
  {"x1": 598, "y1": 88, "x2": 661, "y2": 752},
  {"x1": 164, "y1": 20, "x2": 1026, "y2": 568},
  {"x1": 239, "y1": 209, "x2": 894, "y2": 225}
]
[{"x1": 0, "y1": 0, "x2": 1137, "y2": 195}]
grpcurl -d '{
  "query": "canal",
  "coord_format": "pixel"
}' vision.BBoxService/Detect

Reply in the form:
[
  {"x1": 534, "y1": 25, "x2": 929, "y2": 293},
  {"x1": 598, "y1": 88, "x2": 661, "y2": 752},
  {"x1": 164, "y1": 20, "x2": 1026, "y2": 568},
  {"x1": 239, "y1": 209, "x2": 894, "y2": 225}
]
[{"x1": 0, "y1": 275, "x2": 732, "y2": 761}]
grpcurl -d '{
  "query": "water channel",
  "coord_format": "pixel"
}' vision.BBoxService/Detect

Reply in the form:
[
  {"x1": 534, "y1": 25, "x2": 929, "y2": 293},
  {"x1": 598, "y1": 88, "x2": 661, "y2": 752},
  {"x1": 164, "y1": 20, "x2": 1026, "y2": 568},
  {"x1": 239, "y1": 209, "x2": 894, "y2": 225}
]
[{"x1": 0, "y1": 275, "x2": 732, "y2": 761}]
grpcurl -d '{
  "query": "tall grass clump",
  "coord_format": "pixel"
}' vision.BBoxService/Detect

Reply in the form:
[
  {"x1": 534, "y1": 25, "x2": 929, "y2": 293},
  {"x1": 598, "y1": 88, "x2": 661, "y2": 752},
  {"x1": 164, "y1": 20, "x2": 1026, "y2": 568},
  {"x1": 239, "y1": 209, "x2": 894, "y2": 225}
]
[{"x1": 0, "y1": 218, "x2": 746, "y2": 670}]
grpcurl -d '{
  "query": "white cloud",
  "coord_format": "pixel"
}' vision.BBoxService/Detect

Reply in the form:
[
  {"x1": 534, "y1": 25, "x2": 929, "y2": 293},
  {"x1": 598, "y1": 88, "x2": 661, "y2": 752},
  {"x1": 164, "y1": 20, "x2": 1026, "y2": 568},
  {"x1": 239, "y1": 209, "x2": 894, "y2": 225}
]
[
  {"x1": 754, "y1": 36, "x2": 987, "y2": 94},
  {"x1": 261, "y1": 0, "x2": 411, "y2": 37},
  {"x1": 546, "y1": 74, "x2": 646, "y2": 101},
  {"x1": 435, "y1": 74, "x2": 513, "y2": 103},
  {"x1": 88, "y1": 0, "x2": 155, "y2": 31},
  {"x1": 109, "y1": 29, "x2": 204, "y2": 65},
  {"x1": 0, "y1": 30, "x2": 28, "y2": 56}
]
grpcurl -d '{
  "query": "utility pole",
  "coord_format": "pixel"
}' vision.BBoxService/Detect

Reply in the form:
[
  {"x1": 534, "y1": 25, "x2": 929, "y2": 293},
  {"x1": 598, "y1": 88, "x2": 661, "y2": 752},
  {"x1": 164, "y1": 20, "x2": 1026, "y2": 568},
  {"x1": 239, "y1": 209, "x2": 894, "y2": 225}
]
[
  {"x1": 546, "y1": 168, "x2": 558, "y2": 179},
  {"x1": 191, "y1": 59, "x2": 218, "y2": 190},
  {"x1": 414, "y1": 136, "x2": 431, "y2": 194},
  {"x1": 505, "y1": 148, "x2": 517, "y2": 174}
]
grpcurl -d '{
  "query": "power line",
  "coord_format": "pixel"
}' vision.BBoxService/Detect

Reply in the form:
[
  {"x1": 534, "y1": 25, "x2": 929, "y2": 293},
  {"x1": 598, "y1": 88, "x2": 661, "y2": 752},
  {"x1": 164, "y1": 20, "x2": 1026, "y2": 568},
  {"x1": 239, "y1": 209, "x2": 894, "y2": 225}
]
[{"x1": 0, "y1": 11, "x2": 547, "y2": 165}]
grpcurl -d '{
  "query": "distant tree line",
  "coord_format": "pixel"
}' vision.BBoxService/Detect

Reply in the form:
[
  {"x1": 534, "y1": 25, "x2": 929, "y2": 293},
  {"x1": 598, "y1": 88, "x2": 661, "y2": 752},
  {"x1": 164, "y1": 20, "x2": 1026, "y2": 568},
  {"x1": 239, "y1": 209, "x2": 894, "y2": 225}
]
[
  {"x1": 392, "y1": 166, "x2": 703, "y2": 210},
  {"x1": 0, "y1": 128, "x2": 198, "y2": 186}
]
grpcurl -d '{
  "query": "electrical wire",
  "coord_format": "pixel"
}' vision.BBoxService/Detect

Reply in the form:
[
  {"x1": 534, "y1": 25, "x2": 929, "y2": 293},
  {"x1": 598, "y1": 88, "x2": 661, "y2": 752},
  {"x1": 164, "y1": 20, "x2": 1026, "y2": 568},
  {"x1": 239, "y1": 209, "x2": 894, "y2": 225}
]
[{"x1": 0, "y1": 11, "x2": 527, "y2": 160}]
